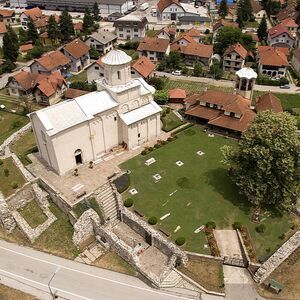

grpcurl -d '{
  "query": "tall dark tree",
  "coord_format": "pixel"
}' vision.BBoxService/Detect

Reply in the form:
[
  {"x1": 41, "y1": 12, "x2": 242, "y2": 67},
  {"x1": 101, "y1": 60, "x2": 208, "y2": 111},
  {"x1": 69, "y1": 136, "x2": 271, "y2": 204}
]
[
  {"x1": 59, "y1": 9, "x2": 74, "y2": 42},
  {"x1": 47, "y1": 15, "x2": 60, "y2": 43},
  {"x1": 257, "y1": 15, "x2": 268, "y2": 42},
  {"x1": 237, "y1": 0, "x2": 253, "y2": 26},
  {"x1": 83, "y1": 8, "x2": 94, "y2": 33},
  {"x1": 27, "y1": 17, "x2": 39, "y2": 44},
  {"x1": 18, "y1": 27, "x2": 28, "y2": 44},
  {"x1": 93, "y1": 2, "x2": 101, "y2": 22},
  {"x1": 3, "y1": 26, "x2": 19, "y2": 62},
  {"x1": 222, "y1": 111, "x2": 300, "y2": 211},
  {"x1": 218, "y1": 0, "x2": 228, "y2": 18}
]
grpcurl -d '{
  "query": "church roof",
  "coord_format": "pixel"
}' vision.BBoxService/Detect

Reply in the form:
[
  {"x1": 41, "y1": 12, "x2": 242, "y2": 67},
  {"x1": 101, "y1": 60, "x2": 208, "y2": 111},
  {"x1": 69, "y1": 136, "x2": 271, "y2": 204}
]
[
  {"x1": 101, "y1": 49, "x2": 132, "y2": 65},
  {"x1": 236, "y1": 67, "x2": 257, "y2": 80},
  {"x1": 120, "y1": 101, "x2": 162, "y2": 125}
]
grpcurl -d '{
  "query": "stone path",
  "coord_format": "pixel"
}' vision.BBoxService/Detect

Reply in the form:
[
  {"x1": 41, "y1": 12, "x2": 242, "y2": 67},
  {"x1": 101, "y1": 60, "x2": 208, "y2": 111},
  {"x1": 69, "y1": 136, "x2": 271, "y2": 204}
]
[{"x1": 214, "y1": 230, "x2": 242, "y2": 259}]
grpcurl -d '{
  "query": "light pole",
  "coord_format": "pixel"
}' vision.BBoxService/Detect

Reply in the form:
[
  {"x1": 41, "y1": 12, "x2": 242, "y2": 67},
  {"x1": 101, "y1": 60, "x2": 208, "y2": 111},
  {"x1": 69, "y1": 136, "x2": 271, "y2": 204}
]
[{"x1": 48, "y1": 267, "x2": 60, "y2": 299}]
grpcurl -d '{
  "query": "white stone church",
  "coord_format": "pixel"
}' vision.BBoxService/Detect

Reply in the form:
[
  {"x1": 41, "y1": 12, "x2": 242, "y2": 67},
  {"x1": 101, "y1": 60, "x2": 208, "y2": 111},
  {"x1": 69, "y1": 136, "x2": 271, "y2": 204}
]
[{"x1": 29, "y1": 50, "x2": 162, "y2": 175}]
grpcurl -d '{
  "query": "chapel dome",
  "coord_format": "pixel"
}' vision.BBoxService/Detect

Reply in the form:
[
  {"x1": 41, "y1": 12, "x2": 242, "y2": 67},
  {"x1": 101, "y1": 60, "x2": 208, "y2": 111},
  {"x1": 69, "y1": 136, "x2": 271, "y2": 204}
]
[
  {"x1": 101, "y1": 49, "x2": 132, "y2": 66},
  {"x1": 236, "y1": 67, "x2": 257, "y2": 80}
]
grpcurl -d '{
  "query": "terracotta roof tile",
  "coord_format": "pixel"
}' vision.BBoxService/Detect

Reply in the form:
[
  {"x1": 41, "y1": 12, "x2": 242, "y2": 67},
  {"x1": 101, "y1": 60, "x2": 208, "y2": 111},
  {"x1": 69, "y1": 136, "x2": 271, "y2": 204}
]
[
  {"x1": 250, "y1": 0, "x2": 263, "y2": 14},
  {"x1": 157, "y1": 0, "x2": 181, "y2": 13},
  {"x1": 137, "y1": 37, "x2": 170, "y2": 53},
  {"x1": 281, "y1": 18, "x2": 299, "y2": 28},
  {"x1": 36, "y1": 72, "x2": 66, "y2": 97},
  {"x1": 19, "y1": 43, "x2": 33, "y2": 52},
  {"x1": 224, "y1": 43, "x2": 248, "y2": 59},
  {"x1": 158, "y1": 27, "x2": 176, "y2": 37},
  {"x1": 268, "y1": 23, "x2": 293, "y2": 39},
  {"x1": 64, "y1": 39, "x2": 90, "y2": 59},
  {"x1": 255, "y1": 92, "x2": 283, "y2": 113},
  {"x1": 179, "y1": 43, "x2": 213, "y2": 59},
  {"x1": 24, "y1": 7, "x2": 43, "y2": 22},
  {"x1": 12, "y1": 71, "x2": 46, "y2": 90},
  {"x1": 258, "y1": 45, "x2": 289, "y2": 56},
  {"x1": 131, "y1": 56, "x2": 156, "y2": 78},
  {"x1": 186, "y1": 106, "x2": 221, "y2": 120},
  {"x1": 169, "y1": 88, "x2": 186, "y2": 99},
  {"x1": 258, "y1": 47, "x2": 289, "y2": 67},
  {"x1": 65, "y1": 88, "x2": 87, "y2": 99},
  {"x1": 0, "y1": 22, "x2": 6, "y2": 34},
  {"x1": 0, "y1": 9, "x2": 14, "y2": 17},
  {"x1": 36, "y1": 51, "x2": 71, "y2": 71}
]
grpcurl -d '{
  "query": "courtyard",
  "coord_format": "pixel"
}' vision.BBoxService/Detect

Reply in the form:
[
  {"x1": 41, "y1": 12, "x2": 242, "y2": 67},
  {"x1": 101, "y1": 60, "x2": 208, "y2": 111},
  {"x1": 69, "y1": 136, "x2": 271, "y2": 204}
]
[{"x1": 121, "y1": 126, "x2": 295, "y2": 259}]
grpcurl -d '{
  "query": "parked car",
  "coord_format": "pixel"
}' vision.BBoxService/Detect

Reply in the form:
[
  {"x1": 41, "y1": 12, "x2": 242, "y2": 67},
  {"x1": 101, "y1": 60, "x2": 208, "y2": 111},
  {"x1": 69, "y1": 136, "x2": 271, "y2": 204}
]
[
  {"x1": 280, "y1": 85, "x2": 291, "y2": 89},
  {"x1": 172, "y1": 70, "x2": 182, "y2": 76}
]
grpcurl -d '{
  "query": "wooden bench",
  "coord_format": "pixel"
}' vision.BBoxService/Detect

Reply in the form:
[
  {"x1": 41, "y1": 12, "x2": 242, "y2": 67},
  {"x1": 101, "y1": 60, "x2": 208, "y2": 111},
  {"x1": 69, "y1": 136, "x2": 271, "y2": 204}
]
[{"x1": 159, "y1": 227, "x2": 171, "y2": 237}]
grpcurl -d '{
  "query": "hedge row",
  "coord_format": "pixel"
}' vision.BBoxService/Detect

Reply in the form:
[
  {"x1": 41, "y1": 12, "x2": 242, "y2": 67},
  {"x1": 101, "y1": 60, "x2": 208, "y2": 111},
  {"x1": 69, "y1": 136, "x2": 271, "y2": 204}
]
[{"x1": 141, "y1": 137, "x2": 177, "y2": 155}]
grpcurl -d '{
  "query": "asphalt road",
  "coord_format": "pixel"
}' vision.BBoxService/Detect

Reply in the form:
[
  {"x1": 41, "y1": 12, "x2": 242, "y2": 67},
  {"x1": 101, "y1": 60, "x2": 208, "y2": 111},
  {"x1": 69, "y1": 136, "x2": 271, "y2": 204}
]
[{"x1": 0, "y1": 240, "x2": 199, "y2": 300}]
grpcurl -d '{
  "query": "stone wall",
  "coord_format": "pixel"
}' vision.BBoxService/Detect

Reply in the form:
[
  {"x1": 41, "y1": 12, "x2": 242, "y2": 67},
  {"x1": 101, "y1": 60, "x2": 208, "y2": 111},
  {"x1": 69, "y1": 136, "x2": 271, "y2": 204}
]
[
  {"x1": 236, "y1": 229, "x2": 251, "y2": 267},
  {"x1": 6, "y1": 183, "x2": 34, "y2": 210},
  {"x1": 254, "y1": 230, "x2": 300, "y2": 283},
  {"x1": 11, "y1": 153, "x2": 35, "y2": 182},
  {"x1": 0, "y1": 192, "x2": 16, "y2": 232}
]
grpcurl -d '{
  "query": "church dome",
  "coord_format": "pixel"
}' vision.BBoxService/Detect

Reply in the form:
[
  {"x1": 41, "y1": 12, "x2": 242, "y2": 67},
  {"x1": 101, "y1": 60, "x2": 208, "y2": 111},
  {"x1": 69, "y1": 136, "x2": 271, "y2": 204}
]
[
  {"x1": 101, "y1": 49, "x2": 132, "y2": 66},
  {"x1": 236, "y1": 67, "x2": 257, "y2": 80}
]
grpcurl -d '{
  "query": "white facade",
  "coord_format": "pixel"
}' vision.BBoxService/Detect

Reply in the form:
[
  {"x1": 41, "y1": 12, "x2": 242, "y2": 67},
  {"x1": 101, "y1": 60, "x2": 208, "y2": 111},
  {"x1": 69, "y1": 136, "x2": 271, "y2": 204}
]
[
  {"x1": 87, "y1": 62, "x2": 105, "y2": 83},
  {"x1": 30, "y1": 50, "x2": 162, "y2": 175},
  {"x1": 117, "y1": 26, "x2": 145, "y2": 40},
  {"x1": 159, "y1": 4, "x2": 185, "y2": 21},
  {"x1": 10, "y1": 0, "x2": 27, "y2": 8},
  {"x1": 99, "y1": 1, "x2": 133, "y2": 14},
  {"x1": 268, "y1": 33, "x2": 294, "y2": 48}
]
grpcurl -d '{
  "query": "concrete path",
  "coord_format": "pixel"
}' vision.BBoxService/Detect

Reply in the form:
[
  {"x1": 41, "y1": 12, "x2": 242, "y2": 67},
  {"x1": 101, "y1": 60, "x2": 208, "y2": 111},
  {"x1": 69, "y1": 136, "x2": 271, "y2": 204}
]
[
  {"x1": 214, "y1": 230, "x2": 242, "y2": 259},
  {"x1": 223, "y1": 265, "x2": 265, "y2": 300},
  {"x1": 0, "y1": 240, "x2": 199, "y2": 300},
  {"x1": 156, "y1": 71, "x2": 300, "y2": 94}
]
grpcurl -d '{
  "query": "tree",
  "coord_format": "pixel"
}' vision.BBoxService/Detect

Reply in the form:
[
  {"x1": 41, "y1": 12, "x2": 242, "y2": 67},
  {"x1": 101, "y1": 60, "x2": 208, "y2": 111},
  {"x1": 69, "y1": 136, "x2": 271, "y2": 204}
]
[
  {"x1": 26, "y1": 45, "x2": 45, "y2": 59},
  {"x1": 221, "y1": 111, "x2": 300, "y2": 210},
  {"x1": 209, "y1": 59, "x2": 223, "y2": 79},
  {"x1": 3, "y1": 26, "x2": 19, "y2": 62},
  {"x1": 148, "y1": 77, "x2": 165, "y2": 90},
  {"x1": 166, "y1": 51, "x2": 182, "y2": 70},
  {"x1": 154, "y1": 90, "x2": 168, "y2": 104},
  {"x1": 83, "y1": 8, "x2": 94, "y2": 33},
  {"x1": 93, "y1": 2, "x2": 101, "y2": 22},
  {"x1": 237, "y1": 0, "x2": 253, "y2": 24},
  {"x1": 257, "y1": 15, "x2": 268, "y2": 42},
  {"x1": 218, "y1": 0, "x2": 228, "y2": 18},
  {"x1": 214, "y1": 27, "x2": 243, "y2": 54},
  {"x1": 47, "y1": 15, "x2": 60, "y2": 43},
  {"x1": 18, "y1": 27, "x2": 28, "y2": 44},
  {"x1": 27, "y1": 17, "x2": 39, "y2": 44},
  {"x1": 59, "y1": 9, "x2": 74, "y2": 42},
  {"x1": 89, "y1": 47, "x2": 100, "y2": 59},
  {"x1": 193, "y1": 62, "x2": 203, "y2": 77}
]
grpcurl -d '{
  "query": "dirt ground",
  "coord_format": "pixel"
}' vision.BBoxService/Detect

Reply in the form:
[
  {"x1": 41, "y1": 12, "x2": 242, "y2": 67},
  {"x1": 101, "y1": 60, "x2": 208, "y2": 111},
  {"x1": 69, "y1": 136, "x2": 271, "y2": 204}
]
[
  {"x1": 177, "y1": 255, "x2": 225, "y2": 293},
  {"x1": 257, "y1": 247, "x2": 300, "y2": 300},
  {"x1": 0, "y1": 284, "x2": 36, "y2": 300},
  {"x1": 214, "y1": 230, "x2": 243, "y2": 258}
]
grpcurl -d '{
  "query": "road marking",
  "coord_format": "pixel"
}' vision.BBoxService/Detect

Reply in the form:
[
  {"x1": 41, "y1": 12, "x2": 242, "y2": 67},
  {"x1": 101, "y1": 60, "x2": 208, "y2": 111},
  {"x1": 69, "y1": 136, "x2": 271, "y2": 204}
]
[
  {"x1": 0, "y1": 269, "x2": 91, "y2": 300},
  {"x1": 0, "y1": 245, "x2": 194, "y2": 300}
]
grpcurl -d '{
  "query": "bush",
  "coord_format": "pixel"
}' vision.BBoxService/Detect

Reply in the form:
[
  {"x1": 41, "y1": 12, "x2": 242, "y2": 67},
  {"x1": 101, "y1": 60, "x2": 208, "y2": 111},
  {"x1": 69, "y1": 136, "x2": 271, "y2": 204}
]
[
  {"x1": 279, "y1": 233, "x2": 285, "y2": 240},
  {"x1": 154, "y1": 90, "x2": 168, "y2": 105},
  {"x1": 161, "y1": 110, "x2": 166, "y2": 117},
  {"x1": 141, "y1": 150, "x2": 148, "y2": 156},
  {"x1": 89, "y1": 47, "x2": 100, "y2": 59},
  {"x1": 3, "y1": 168, "x2": 9, "y2": 177},
  {"x1": 113, "y1": 173, "x2": 130, "y2": 193},
  {"x1": 11, "y1": 181, "x2": 18, "y2": 189},
  {"x1": 124, "y1": 198, "x2": 133, "y2": 207},
  {"x1": 256, "y1": 224, "x2": 266, "y2": 233},
  {"x1": 206, "y1": 221, "x2": 216, "y2": 229},
  {"x1": 148, "y1": 216, "x2": 157, "y2": 225},
  {"x1": 11, "y1": 120, "x2": 23, "y2": 129},
  {"x1": 175, "y1": 237, "x2": 186, "y2": 246},
  {"x1": 148, "y1": 77, "x2": 165, "y2": 90},
  {"x1": 279, "y1": 77, "x2": 289, "y2": 86},
  {"x1": 257, "y1": 75, "x2": 280, "y2": 86},
  {"x1": 232, "y1": 222, "x2": 242, "y2": 230},
  {"x1": 167, "y1": 137, "x2": 174, "y2": 142},
  {"x1": 26, "y1": 46, "x2": 46, "y2": 59},
  {"x1": 118, "y1": 40, "x2": 139, "y2": 50},
  {"x1": 0, "y1": 159, "x2": 3, "y2": 166},
  {"x1": 148, "y1": 147, "x2": 153, "y2": 152},
  {"x1": 204, "y1": 29, "x2": 210, "y2": 34},
  {"x1": 166, "y1": 107, "x2": 171, "y2": 114},
  {"x1": 154, "y1": 143, "x2": 161, "y2": 149},
  {"x1": 70, "y1": 81, "x2": 97, "y2": 92}
]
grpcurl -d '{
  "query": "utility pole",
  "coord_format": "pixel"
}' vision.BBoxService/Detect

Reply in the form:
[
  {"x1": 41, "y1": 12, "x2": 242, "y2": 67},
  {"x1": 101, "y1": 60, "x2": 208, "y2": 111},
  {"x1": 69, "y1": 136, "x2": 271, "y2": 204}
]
[{"x1": 48, "y1": 267, "x2": 60, "y2": 299}]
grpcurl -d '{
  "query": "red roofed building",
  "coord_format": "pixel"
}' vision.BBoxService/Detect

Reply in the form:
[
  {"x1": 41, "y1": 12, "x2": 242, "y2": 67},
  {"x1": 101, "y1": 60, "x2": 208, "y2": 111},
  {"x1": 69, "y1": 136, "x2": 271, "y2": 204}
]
[
  {"x1": 157, "y1": 26, "x2": 176, "y2": 41},
  {"x1": 168, "y1": 88, "x2": 186, "y2": 103},
  {"x1": 255, "y1": 92, "x2": 283, "y2": 113},
  {"x1": 0, "y1": 22, "x2": 7, "y2": 47},
  {"x1": 157, "y1": 0, "x2": 184, "y2": 22},
  {"x1": 137, "y1": 37, "x2": 170, "y2": 61},
  {"x1": 213, "y1": 19, "x2": 239, "y2": 32},
  {"x1": 0, "y1": 9, "x2": 15, "y2": 25},
  {"x1": 268, "y1": 23, "x2": 295, "y2": 48},
  {"x1": 20, "y1": 7, "x2": 43, "y2": 30},
  {"x1": 223, "y1": 43, "x2": 248, "y2": 72},
  {"x1": 131, "y1": 56, "x2": 156, "y2": 79},
  {"x1": 19, "y1": 43, "x2": 33, "y2": 56},
  {"x1": 257, "y1": 46, "x2": 289, "y2": 77},
  {"x1": 281, "y1": 18, "x2": 299, "y2": 34}
]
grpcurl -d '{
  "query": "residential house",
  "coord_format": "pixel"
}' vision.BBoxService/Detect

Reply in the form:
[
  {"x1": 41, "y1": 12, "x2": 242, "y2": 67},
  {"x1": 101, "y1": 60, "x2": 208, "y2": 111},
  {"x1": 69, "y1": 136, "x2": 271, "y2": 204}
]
[
  {"x1": 281, "y1": 18, "x2": 299, "y2": 38},
  {"x1": 184, "y1": 28, "x2": 205, "y2": 43},
  {"x1": 157, "y1": 27, "x2": 176, "y2": 41},
  {"x1": 131, "y1": 56, "x2": 156, "y2": 79},
  {"x1": 276, "y1": 3, "x2": 299, "y2": 24},
  {"x1": 291, "y1": 48, "x2": 300, "y2": 73},
  {"x1": 20, "y1": 7, "x2": 43, "y2": 30},
  {"x1": 30, "y1": 50, "x2": 71, "y2": 77},
  {"x1": 255, "y1": 92, "x2": 283, "y2": 113},
  {"x1": 0, "y1": 9, "x2": 15, "y2": 24},
  {"x1": 268, "y1": 23, "x2": 295, "y2": 48},
  {"x1": 223, "y1": 43, "x2": 248, "y2": 72},
  {"x1": 114, "y1": 15, "x2": 148, "y2": 40},
  {"x1": 19, "y1": 43, "x2": 33, "y2": 56},
  {"x1": 157, "y1": 0, "x2": 185, "y2": 22},
  {"x1": 7, "y1": 70, "x2": 67, "y2": 106},
  {"x1": 65, "y1": 88, "x2": 87, "y2": 99},
  {"x1": 85, "y1": 30, "x2": 117, "y2": 54},
  {"x1": 0, "y1": 22, "x2": 6, "y2": 47},
  {"x1": 168, "y1": 88, "x2": 186, "y2": 103},
  {"x1": 107, "y1": 12, "x2": 123, "y2": 22},
  {"x1": 257, "y1": 46, "x2": 289, "y2": 77},
  {"x1": 63, "y1": 39, "x2": 91, "y2": 72},
  {"x1": 87, "y1": 58, "x2": 105, "y2": 83},
  {"x1": 137, "y1": 37, "x2": 170, "y2": 61},
  {"x1": 250, "y1": 0, "x2": 266, "y2": 22}
]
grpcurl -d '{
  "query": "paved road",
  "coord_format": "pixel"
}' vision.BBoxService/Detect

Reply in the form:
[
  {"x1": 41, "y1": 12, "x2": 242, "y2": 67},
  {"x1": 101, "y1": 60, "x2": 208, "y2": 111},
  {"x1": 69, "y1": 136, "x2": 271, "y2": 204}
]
[
  {"x1": 0, "y1": 240, "x2": 199, "y2": 300},
  {"x1": 156, "y1": 71, "x2": 300, "y2": 94}
]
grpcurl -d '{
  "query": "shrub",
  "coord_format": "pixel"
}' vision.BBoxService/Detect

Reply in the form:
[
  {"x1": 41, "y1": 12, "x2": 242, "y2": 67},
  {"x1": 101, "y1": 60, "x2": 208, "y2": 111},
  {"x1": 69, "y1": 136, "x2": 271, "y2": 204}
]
[
  {"x1": 279, "y1": 233, "x2": 285, "y2": 240},
  {"x1": 256, "y1": 224, "x2": 266, "y2": 233},
  {"x1": 148, "y1": 147, "x2": 153, "y2": 152},
  {"x1": 161, "y1": 140, "x2": 167, "y2": 145},
  {"x1": 148, "y1": 77, "x2": 165, "y2": 90},
  {"x1": 12, "y1": 120, "x2": 23, "y2": 129},
  {"x1": 161, "y1": 110, "x2": 166, "y2": 117},
  {"x1": 124, "y1": 198, "x2": 133, "y2": 207},
  {"x1": 141, "y1": 150, "x2": 148, "y2": 156},
  {"x1": 167, "y1": 137, "x2": 174, "y2": 142},
  {"x1": 148, "y1": 216, "x2": 157, "y2": 225},
  {"x1": 232, "y1": 222, "x2": 242, "y2": 230},
  {"x1": 206, "y1": 221, "x2": 216, "y2": 229},
  {"x1": 154, "y1": 90, "x2": 168, "y2": 104},
  {"x1": 0, "y1": 159, "x2": 3, "y2": 166},
  {"x1": 166, "y1": 107, "x2": 171, "y2": 114},
  {"x1": 154, "y1": 143, "x2": 161, "y2": 149},
  {"x1": 279, "y1": 77, "x2": 289, "y2": 86},
  {"x1": 3, "y1": 168, "x2": 9, "y2": 177},
  {"x1": 175, "y1": 237, "x2": 186, "y2": 246},
  {"x1": 204, "y1": 29, "x2": 210, "y2": 34},
  {"x1": 89, "y1": 47, "x2": 100, "y2": 59},
  {"x1": 11, "y1": 181, "x2": 18, "y2": 189}
]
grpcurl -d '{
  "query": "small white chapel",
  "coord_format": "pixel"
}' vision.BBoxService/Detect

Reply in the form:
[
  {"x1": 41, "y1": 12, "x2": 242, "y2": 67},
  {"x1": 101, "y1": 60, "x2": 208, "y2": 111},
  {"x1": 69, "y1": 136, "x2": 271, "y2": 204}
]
[{"x1": 29, "y1": 49, "x2": 162, "y2": 175}]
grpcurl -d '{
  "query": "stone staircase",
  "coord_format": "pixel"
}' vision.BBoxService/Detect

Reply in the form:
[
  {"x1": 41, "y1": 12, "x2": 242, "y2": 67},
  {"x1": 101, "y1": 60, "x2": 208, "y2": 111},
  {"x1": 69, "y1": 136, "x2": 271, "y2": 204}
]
[
  {"x1": 95, "y1": 182, "x2": 119, "y2": 223},
  {"x1": 160, "y1": 270, "x2": 184, "y2": 288}
]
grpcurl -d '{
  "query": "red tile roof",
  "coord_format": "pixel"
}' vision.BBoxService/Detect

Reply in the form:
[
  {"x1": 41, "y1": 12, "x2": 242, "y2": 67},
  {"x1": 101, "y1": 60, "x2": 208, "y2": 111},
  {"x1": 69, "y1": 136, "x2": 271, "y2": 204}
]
[
  {"x1": 19, "y1": 43, "x2": 33, "y2": 52},
  {"x1": 186, "y1": 106, "x2": 221, "y2": 120},
  {"x1": 36, "y1": 72, "x2": 66, "y2": 97},
  {"x1": 65, "y1": 88, "x2": 87, "y2": 99},
  {"x1": 258, "y1": 47, "x2": 289, "y2": 67},
  {"x1": 12, "y1": 71, "x2": 45, "y2": 90},
  {"x1": 0, "y1": 22, "x2": 6, "y2": 34},
  {"x1": 64, "y1": 39, "x2": 90, "y2": 59},
  {"x1": 281, "y1": 18, "x2": 299, "y2": 28},
  {"x1": 0, "y1": 9, "x2": 14, "y2": 17},
  {"x1": 157, "y1": 0, "x2": 181, "y2": 13},
  {"x1": 23, "y1": 7, "x2": 43, "y2": 22},
  {"x1": 169, "y1": 88, "x2": 186, "y2": 99},
  {"x1": 178, "y1": 43, "x2": 213, "y2": 59},
  {"x1": 268, "y1": 23, "x2": 293, "y2": 39},
  {"x1": 131, "y1": 56, "x2": 156, "y2": 78},
  {"x1": 224, "y1": 43, "x2": 248, "y2": 59},
  {"x1": 158, "y1": 27, "x2": 176, "y2": 37},
  {"x1": 74, "y1": 22, "x2": 83, "y2": 32},
  {"x1": 257, "y1": 45, "x2": 289, "y2": 56},
  {"x1": 213, "y1": 19, "x2": 239, "y2": 31},
  {"x1": 137, "y1": 37, "x2": 170, "y2": 53},
  {"x1": 36, "y1": 51, "x2": 71, "y2": 71},
  {"x1": 250, "y1": 0, "x2": 263, "y2": 14},
  {"x1": 255, "y1": 92, "x2": 283, "y2": 113}
]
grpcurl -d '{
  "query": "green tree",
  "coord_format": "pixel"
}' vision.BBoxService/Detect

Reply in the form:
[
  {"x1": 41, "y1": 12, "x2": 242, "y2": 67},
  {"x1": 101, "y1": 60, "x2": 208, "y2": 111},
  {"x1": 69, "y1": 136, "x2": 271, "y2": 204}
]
[
  {"x1": 218, "y1": 0, "x2": 228, "y2": 18},
  {"x1": 93, "y1": 2, "x2": 101, "y2": 22},
  {"x1": 18, "y1": 27, "x2": 28, "y2": 44},
  {"x1": 209, "y1": 59, "x2": 223, "y2": 79},
  {"x1": 166, "y1": 51, "x2": 182, "y2": 70},
  {"x1": 221, "y1": 111, "x2": 300, "y2": 210},
  {"x1": 59, "y1": 9, "x2": 75, "y2": 42},
  {"x1": 214, "y1": 27, "x2": 243, "y2": 54},
  {"x1": 83, "y1": 8, "x2": 94, "y2": 33},
  {"x1": 154, "y1": 90, "x2": 168, "y2": 104},
  {"x1": 3, "y1": 26, "x2": 19, "y2": 62},
  {"x1": 237, "y1": 0, "x2": 253, "y2": 24},
  {"x1": 89, "y1": 47, "x2": 100, "y2": 59},
  {"x1": 47, "y1": 15, "x2": 60, "y2": 43},
  {"x1": 27, "y1": 17, "x2": 39, "y2": 44},
  {"x1": 257, "y1": 15, "x2": 268, "y2": 42},
  {"x1": 193, "y1": 62, "x2": 203, "y2": 77}
]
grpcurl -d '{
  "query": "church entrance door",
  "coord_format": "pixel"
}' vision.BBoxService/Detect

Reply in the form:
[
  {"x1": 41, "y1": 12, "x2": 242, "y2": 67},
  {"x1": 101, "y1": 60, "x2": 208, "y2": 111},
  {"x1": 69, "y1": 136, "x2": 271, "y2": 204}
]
[{"x1": 74, "y1": 149, "x2": 83, "y2": 165}]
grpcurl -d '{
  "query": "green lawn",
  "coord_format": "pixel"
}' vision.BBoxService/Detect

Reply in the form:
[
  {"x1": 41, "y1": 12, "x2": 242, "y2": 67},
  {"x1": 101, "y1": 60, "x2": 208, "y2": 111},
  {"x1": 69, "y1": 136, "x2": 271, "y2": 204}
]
[
  {"x1": 0, "y1": 157, "x2": 26, "y2": 198},
  {"x1": 161, "y1": 110, "x2": 184, "y2": 132},
  {"x1": 70, "y1": 70, "x2": 87, "y2": 83},
  {"x1": 121, "y1": 127, "x2": 294, "y2": 258},
  {"x1": 18, "y1": 200, "x2": 48, "y2": 228},
  {"x1": 11, "y1": 130, "x2": 37, "y2": 165},
  {"x1": 244, "y1": 21, "x2": 259, "y2": 28},
  {"x1": 146, "y1": 29, "x2": 159, "y2": 37}
]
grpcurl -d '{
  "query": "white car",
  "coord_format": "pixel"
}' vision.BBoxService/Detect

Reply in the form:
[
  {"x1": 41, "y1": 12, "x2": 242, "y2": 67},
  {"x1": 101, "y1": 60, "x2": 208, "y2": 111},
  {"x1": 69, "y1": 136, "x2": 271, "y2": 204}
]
[{"x1": 172, "y1": 70, "x2": 182, "y2": 76}]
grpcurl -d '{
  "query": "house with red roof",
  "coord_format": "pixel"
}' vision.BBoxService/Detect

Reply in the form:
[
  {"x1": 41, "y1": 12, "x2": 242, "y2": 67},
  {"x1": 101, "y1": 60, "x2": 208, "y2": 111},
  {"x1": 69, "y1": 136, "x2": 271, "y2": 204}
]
[
  {"x1": 268, "y1": 23, "x2": 295, "y2": 48},
  {"x1": 131, "y1": 56, "x2": 156, "y2": 79},
  {"x1": 281, "y1": 18, "x2": 299, "y2": 37},
  {"x1": 157, "y1": 0, "x2": 185, "y2": 22},
  {"x1": 223, "y1": 43, "x2": 248, "y2": 72},
  {"x1": 157, "y1": 27, "x2": 176, "y2": 41},
  {"x1": 168, "y1": 88, "x2": 186, "y2": 103},
  {"x1": 20, "y1": 7, "x2": 43, "y2": 30},
  {"x1": 0, "y1": 9, "x2": 16, "y2": 25},
  {"x1": 137, "y1": 36, "x2": 170, "y2": 61}
]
